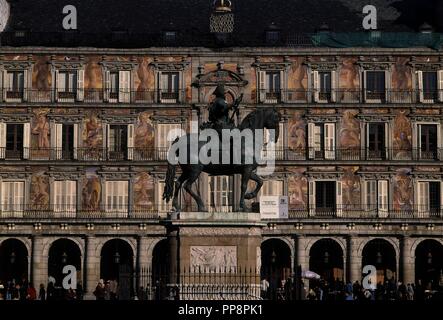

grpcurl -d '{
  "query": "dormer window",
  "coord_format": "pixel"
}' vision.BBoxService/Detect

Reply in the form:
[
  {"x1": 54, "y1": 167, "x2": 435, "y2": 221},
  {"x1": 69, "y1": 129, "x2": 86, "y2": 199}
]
[
  {"x1": 266, "y1": 30, "x2": 280, "y2": 44},
  {"x1": 163, "y1": 31, "x2": 177, "y2": 44}
]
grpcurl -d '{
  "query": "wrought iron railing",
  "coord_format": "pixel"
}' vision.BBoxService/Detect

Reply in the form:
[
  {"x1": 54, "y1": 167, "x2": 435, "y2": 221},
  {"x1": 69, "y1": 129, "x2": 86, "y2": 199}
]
[
  {"x1": 0, "y1": 203, "x2": 441, "y2": 220},
  {"x1": 1, "y1": 147, "x2": 442, "y2": 162},
  {"x1": 1, "y1": 89, "x2": 187, "y2": 104},
  {"x1": 258, "y1": 89, "x2": 443, "y2": 104}
]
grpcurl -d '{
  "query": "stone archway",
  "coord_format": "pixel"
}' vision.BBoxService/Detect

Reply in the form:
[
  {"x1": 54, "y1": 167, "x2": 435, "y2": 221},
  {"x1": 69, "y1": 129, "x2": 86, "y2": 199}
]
[
  {"x1": 261, "y1": 238, "x2": 292, "y2": 300},
  {"x1": 48, "y1": 238, "x2": 82, "y2": 289},
  {"x1": 0, "y1": 238, "x2": 28, "y2": 284},
  {"x1": 415, "y1": 239, "x2": 443, "y2": 290},
  {"x1": 362, "y1": 239, "x2": 397, "y2": 285},
  {"x1": 309, "y1": 238, "x2": 344, "y2": 285},
  {"x1": 100, "y1": 239, "x2": 134, "y2": 300}
]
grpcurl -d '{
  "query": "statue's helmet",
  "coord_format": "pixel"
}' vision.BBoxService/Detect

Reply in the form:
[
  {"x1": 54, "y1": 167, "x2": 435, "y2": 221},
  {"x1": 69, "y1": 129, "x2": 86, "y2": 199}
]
[{"x1": 213, "y1": 84, "x2": 225, "y2": 98}]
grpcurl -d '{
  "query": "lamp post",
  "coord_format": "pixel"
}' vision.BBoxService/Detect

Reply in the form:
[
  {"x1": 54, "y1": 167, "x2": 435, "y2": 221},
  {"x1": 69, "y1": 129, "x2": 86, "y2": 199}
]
[
  {"x1": 61, "y1": 252, "x2": 68, "y2": 265},
  {"x1": 10, "y1": 251, "x2": 16, "y2": 264},
  {"x1": 114, "y1": 251, "x2": 120, "y2": 265}
]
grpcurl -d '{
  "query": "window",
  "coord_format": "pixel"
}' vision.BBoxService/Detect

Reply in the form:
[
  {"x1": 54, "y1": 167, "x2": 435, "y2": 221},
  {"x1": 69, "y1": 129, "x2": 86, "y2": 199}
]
[
  {"x1": 105, "y1": 70, "x2": 130, "y2": 103},
  {"x1": 209, "y1": 176, "x2": 233, "y2": 212},
  {"x1": 314, "y1": 181, "x2": 336, "y2": 214},
  {"x1": 53, "y1": 181, "x2": 77, "y2": 215},
  {"x1": 159, "y1": 72, "x2": 180, "y2": 103},
  {"x1": 259, "y1": 71, "x2": 282, "y2": 103},
  {"x1": 105, "y1": 181, "x2": 129, "y2": 216},
  {"x1": 365, "y1": 180, "x2": 388, "y2": 217},
  {"x1": 4, "y1": 71, "x2": 25, "y2": 101},
  {"x1": 417, "y1": 71, "x2": 443, "y2": 102},
  {"x1": 417, "y1": 181, "x2": 441, "y2": 217},
  {"x1": 366, "y1": 123, "x2": 387, "y2": 159},
  {"x1": 107, "y1": 125, "x2": 128, "y2": 160},
  {"x1": 365, "y1": 71, "x2": 386, "y2": 102},
  {"x1": 57, "y1": 71, "x2": 77, "y2": 97},
  {"x1": 308, "y1": 123, "x2": 335, "y2": 159},
  {"x1": 418, "y1": 124, "x2": 438, "y2": 160},
  {"x1": 259, "y1": 180, "x2": 284, "y2": 198},
  {"x1": 163, "y1": 31, "x2": 177, "y2": 44},
  {"x1": 4, "y1": 123, "x2": 29, "y2": 159},
  {"x1": 313, "y1": 71, "x2": 336, "y2": 102},
  {"x1": 52, "y1": 124, "x2": 77, "y2": 160},
  {"x1": 109, "y1": 72, "x2": 119, "y2": 100},
  {"x1": 265, "y1": 31, "x2": 280, "y2": 44},
  {"x1": 1, "y1": 181, "x2": 24, "y2": 214},
  {"x1": 157, "y1": 123, "x2": 182, "y2": 160},
  {"x1": 263, "y1": 123, "x2": 285, "y2": 160}
]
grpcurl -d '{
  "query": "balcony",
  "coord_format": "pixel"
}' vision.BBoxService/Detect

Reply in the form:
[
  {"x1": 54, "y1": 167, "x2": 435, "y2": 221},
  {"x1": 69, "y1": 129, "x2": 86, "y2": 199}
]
[
  {"x1": 2, "y1": 88, "x2": 187, "y2": 104},
  {"x1": 0, "y1": 203, "x2": 441, "y2": 221},
  {"x1": 257, "y1": 89, "x2": 443, "y2": 104},
  {"x1": 0, "y1": 147, "x2": 441, "y2": 162}
]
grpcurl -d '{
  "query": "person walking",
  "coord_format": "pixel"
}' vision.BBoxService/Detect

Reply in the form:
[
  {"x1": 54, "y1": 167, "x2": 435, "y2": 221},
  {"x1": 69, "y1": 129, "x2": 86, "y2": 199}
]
[
  {"x1": 38, "y1": 284, "x2": 46, "y2": 300},
  {"x1": 26, "y1": 284, "x2": 37, "y2": 300},
  {"x1": 93, "y1": 280, "x2": 105, "y2": 300}
]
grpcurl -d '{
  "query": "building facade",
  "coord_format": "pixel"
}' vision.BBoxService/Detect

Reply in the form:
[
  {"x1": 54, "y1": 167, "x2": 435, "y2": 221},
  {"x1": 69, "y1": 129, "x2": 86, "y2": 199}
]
[{"x1": 0, "y1": 0, "x2": 442, "y2": 299}]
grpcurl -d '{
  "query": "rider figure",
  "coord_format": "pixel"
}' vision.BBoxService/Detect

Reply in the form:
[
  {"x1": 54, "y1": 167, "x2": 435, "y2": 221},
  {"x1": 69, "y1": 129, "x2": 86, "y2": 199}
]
[{"x1": 202, "y1": 84, "x2": 242, "y2": 136}]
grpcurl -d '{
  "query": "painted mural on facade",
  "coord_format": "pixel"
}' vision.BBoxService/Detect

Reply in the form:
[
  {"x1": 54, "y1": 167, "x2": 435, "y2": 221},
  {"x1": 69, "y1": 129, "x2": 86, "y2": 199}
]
[
  {"x1": 392, "y1": 111, "x2": 412, "y2": 160},
  {"x1": 339, "y1": 58, "x2": 359, "y2": 101},
  {"x1": 32, "y1": 55, "x2": 51, "y2": 90},
  {"x1": 341, "y1": 167, "x2": 361, "y2": 210},
  {"x1": 392, "y1": 57, "x2": 412, "y2": 91},
  {"x1": 133, "y1": 172, "x2": 154, "y2": 211},
  {"x1": 339, "y1": 110, "x2": 360, "y2": 157},
  {"x1": 134, "y1": 111, "x2": 155, "y2": 150},
  {"x1": 288, "y1": 168, "x2": 308, "y2": 210},
  {"x1": 288, "y1": 111, "x2": 306, "y2": 157},
  {"x1": 82, "y1": 112, "x2": 103, "y2": 149},
  {"x1": 288, "y1": 57, "x2": 308, "y2": 100},
  {"x1": 30, "y1": 170, "x2": 49, "y2": 209},
  {"x1": 82, "y1": 168, "x2": 101, "y2": 211},
  {"x1": 31, "y1": 109, "x2": 50, "y2": 159},
  {"x1": 393, "y1": 168, "x2": 413, "y2": 211}
]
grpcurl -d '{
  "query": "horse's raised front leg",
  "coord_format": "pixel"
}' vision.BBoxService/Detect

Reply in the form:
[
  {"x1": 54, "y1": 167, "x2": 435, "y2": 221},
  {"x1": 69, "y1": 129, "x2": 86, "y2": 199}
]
[
  {"x1": 244, "y1": 171, "x2": 263, "y2": 200},
  {"x1": 239, "y1": 171, "x2": 252, "y2": 212},
  {"x1": 183, "y1": 170, "x2": 207, "y2": 212}
]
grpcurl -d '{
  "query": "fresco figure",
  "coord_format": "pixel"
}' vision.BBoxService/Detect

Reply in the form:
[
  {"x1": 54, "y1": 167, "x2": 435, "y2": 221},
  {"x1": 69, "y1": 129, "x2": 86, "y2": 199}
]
[
  {"x1": 392, "y1": 112, "x2": 412, "y2": 159},
  {"x1": 30, "y1": 172, "x2": 49, "y2": 211},
  {"x1": 341, "y1": 167, "x2": 360, "y2": 211},
  {"x1": 134, "y1": 172, "x2": 154, "y2": 210},
  {"x1": 339, "y1": 111, "x2": 360, "y2": 159},
  {"x1": 32, "y1": 112, "x2": 50, "y2": 149},
  {"x1": 288, "y1": 112, "x2": 306, "y2": 158},
  {"x1": 82, "y1": 175, "x2": 101, "y2": 211},
  {"x1": 288, "y1": 169, "x2": 308, "y2": 211},
  {"x1": 393, "y1": 169, "x2": 413, "y2": 212},
  {"x1": 83, "y1": 113, "x2": 103, "y2": 148}
]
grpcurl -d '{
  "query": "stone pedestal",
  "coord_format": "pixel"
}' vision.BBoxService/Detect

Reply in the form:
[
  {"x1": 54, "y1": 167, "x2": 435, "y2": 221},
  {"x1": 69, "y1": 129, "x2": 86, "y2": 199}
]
[{"x1": 165, "y1": 211, "x2": 265, "y2": 300}]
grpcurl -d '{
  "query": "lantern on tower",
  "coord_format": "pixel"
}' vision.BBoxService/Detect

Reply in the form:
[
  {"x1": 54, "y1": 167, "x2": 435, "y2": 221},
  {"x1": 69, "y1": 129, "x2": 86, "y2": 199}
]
[{"x1": 210, "y1": 0, "x2": 234, "y2": 33}]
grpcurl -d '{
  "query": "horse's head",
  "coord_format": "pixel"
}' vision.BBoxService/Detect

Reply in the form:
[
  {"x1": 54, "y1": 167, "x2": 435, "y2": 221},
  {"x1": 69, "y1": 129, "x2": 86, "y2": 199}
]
[{"x1": 263, "y1": 107, "x2": 282, "y2": 143}]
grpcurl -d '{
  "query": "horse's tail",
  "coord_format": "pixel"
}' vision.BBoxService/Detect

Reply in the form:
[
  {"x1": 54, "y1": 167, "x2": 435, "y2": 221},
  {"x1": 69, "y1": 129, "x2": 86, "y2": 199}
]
[{"x1": 163, "y1": 162, "x2": 176, "y2": 203}]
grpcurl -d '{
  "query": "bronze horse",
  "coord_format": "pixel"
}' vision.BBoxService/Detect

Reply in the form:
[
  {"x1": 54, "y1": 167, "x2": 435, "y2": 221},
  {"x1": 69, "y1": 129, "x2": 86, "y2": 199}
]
[{"x1": 163, "y1": 107, "x2": 281, "y2": 212}]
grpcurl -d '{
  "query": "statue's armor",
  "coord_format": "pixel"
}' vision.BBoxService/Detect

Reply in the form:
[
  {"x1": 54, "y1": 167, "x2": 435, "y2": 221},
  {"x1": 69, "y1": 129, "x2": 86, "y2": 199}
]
[{"x1": 201, "y1": 84, "x2": 236, "y2": 134}]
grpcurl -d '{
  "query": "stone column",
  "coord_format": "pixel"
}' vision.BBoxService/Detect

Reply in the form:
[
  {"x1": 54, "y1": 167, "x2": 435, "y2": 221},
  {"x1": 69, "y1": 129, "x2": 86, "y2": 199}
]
[
  {"x1": 137, "y1": 236, "x2": 151, "y2": 288},
  {"x1": 401, "y1": 236, "x2": 414, "y2": 285},
  {"x1": 32, "y1": 236, "x2": 46, "y2": 288},
  {"x1": 85, "y1": 236, "x2": 99, "y2": 299},
  {"x1": 296, "y1": 236, "x2": 308, "y2": 273},
  {"x1": 348, "y1": 236, "x2": 361, "y2": 283}
]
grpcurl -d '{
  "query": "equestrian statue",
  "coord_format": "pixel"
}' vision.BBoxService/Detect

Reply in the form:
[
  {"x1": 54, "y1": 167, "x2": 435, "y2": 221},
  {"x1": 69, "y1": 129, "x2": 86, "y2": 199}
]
[{"x1": 163, "y1": 84, "x2": 281, "y2": 212}]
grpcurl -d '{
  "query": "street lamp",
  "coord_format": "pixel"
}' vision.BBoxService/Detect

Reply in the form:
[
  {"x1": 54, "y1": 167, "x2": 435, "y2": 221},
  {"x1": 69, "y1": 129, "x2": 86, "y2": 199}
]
[
  {"x1": 61, "y1": 252, "x2": 68, "y2": 265},
  {"x1": 271, "y1": 250, "x2": 276, "y2": 264},
  {"x1": 427, "y1": 251, "x2": 433, "y2": 265},
  {"x1": 10, "y1": 251, "x2": 16, "y2": 264},
  {"x1": 114, "y1": 251, "x2": 121, "y2": 264},
  {"x1": 376, "y1": 251, "x2": 382, "y2": 265},
  {"x1": 324, "y1": 251, "x2": 329, "y2": 265}
]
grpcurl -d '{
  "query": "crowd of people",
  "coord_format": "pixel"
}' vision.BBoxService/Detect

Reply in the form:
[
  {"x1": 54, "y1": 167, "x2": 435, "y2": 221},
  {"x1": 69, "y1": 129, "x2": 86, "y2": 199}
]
[
  {"x1": 0, "y1": 278, "x2": 84, "y2": 300},
  {"x1": 261, "y1": 276, "x2": 443, "y2": 301}
]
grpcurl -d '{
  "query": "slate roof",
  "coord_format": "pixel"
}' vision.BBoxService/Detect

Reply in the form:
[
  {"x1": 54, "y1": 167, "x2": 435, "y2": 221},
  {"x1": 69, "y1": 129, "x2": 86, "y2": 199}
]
[{"x1": 2, "y1": 0, "x2": 443, "y2": 48}]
